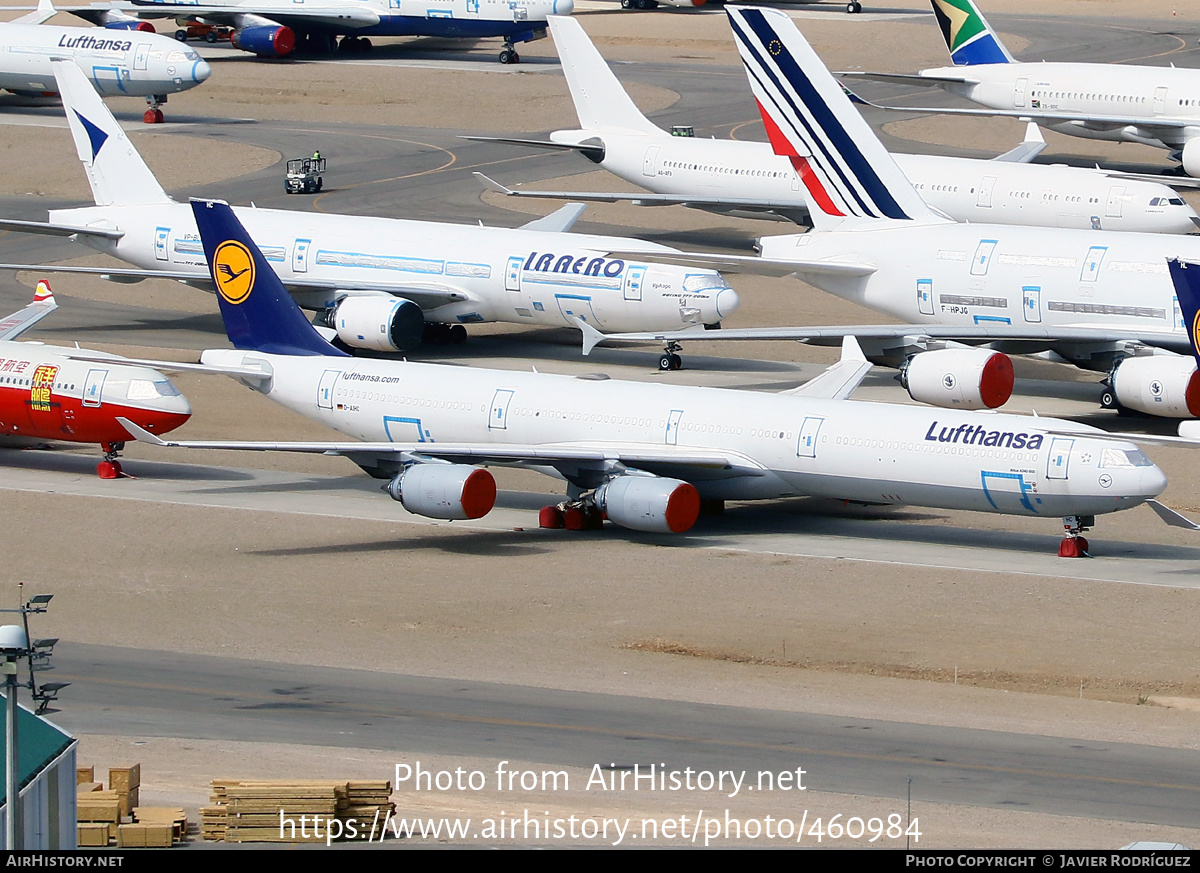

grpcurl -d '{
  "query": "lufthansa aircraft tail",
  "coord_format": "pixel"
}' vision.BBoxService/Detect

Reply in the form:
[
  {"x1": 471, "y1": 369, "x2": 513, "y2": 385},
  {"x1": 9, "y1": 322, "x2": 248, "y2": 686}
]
[
  {"x1": 51, "y1": 59, "x2": 171, "y2": 208},
  {"x1": 191, "y1": 198, "x2": 348, "y2": 358},
  {"x1": 726, "y1": 6, "x2": 945, "y2": 231},
  {"x1": 549, "y1": 16, "x2": 662, "y2": 136},
  {"x1": 1167, "y1": 258, "x2": 1200, "y2": 372},
  {"x1": 929, "y1": 0, "x2": 1015, "y2": 66}
]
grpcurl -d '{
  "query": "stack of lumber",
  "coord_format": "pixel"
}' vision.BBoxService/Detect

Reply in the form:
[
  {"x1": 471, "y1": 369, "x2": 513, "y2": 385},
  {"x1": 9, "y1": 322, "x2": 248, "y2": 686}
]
[
  {"x1": 133, "y1": 807, "x2": 188, "y2": 844},
  {"x1": 203, "y1": 780, "x2": 395, "y2": 843},
  {"x1": 109, "y1": 765, "x2": 140, "y2": 817}
]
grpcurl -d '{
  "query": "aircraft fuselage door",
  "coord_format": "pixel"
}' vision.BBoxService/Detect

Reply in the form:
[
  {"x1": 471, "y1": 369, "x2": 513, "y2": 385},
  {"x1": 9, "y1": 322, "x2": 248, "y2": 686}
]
[
  {"x1": 134, "y1": 42, "x2": 149, "y2": 71},
  {"x1": 316, "y1": 369, "x2": 340, "y2": 409},
  {"x1": 623, "y1": 265, "x2": 645, "y2": 301},
  {"x1": 642, "y1": 146, "x2": 660, "y2": 178},
  {"x1": 970, "y1": 239, "x2": 997, "y2": 276},
  {"x1": 488, "y1": 389, "x2": 514, "y2": 430},
  {"x1": 977, "y1": 175, "x2": 996, "y2": 208},
  {"x1": 917, "y1": 279, "x2": 934, "y2": 316},
  {"x1": 1022, "y1": 285, "x2": 1042, "y2": 323},
  {"x1": 506, "y1": 256, "x2": 523, "y2": 292},
  {"x1": 293, "y1": 239, "x2": 311, "y2": 273},
  {"x1": 82, "y1": 369, "x2": 106, "y2": 408},
  {"x1": 1014, "y1": 77, "x2": 1028, "y2": 108},
  {"x1": 796, "y1": 416, "x2": 824, "y2": 458},
  {"x1": 1080, "y1": 246, "x2": 1106, "y2": 282},
  {"x1": 1047, "y1": 437, "x2": 1073, "y2": 479},
  {"x1": 1105, "y1": 186, "x2": 1125, "y2": 218},
  {"x1": 665, "y1": 409, "x2": 683, "y2": 445},
  {"x1": 1153, "y1": 86, "x2": 1167, "y2": 115},
  {"x1": 154, "y1": 226, "x2": 170, "y2": 261}
]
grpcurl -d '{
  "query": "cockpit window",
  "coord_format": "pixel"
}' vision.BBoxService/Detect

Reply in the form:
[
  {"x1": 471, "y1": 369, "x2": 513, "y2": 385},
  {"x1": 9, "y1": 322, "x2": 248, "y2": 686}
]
[
  {"x1": 1150, "y1": 198, "x2": 1161, "y2": 206},
  {"x1": 1100, "y1": 447, "x2": 1154, "y2": 468},
  {"x1": 126, "y1": 379, "x2": 181, "y2": 400},
  {"x1": 682, "y1": 273, "x2": 730, "y2": 294},
  {"x1": 1169, "y1": 197, "x2": 1186, "y2": 206}
]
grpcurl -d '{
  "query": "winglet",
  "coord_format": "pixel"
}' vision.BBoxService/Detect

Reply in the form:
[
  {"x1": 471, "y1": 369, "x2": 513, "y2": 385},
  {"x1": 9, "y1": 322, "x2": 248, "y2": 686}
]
[
  {"x1": 0, "y1": 280, "x2": 59, "y2": 341},
  {"x1": 993, "y1": 122, "x2": 1047, "y2": 163},
  {"x1": 190, "y1": 198, "x2": 349, "y2": 358},
  {"x1": 572, "y1": 316, "x2": 607, "y2": 355},
  {"x1": 1146, "y1": 499, "x2": 1200, "y2": 531},
  {"x1": 117, "y1": 416, "x2": 170, "y2": 446},
  {"x1": 32, "y1": 280, "x2": 54, "y2": 304},
  {"x1": 474, "y1": 172, "x2": 514, "y2": 195}
]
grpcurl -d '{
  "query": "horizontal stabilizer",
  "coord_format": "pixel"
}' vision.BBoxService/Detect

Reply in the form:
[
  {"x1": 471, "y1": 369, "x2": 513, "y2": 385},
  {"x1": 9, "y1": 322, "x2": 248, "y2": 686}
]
[{"x1": 0, "y1": 218, "x2": 124, "y2": 240}]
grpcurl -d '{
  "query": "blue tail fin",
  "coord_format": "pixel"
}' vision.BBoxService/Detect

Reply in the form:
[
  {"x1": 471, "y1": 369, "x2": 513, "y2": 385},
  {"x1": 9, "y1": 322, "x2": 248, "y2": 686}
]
[
  {"x1": 190, "y1": 199, "x2": 348, "y2": 357},
  {"x1": 1168, "y1": 258, "x2": 1200, "y2": 371},
  {"x1": 929, "y1": 0, "x2": 1014, "y2": 66}
]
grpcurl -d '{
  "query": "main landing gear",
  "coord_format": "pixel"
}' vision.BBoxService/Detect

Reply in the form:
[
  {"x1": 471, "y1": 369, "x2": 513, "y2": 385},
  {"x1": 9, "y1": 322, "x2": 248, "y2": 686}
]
[
  {"x1": 658, "y1": 340, "x2": 683, "y2": 371},
  {"x1": 422, "y1": 323, "x2": 468, "y2": 345},
  {"x1": 143, "y1": 94, "x2": 167, "y2": 124},
  {"x1": 846, "y1": 1, "x2": 863, "y2": 12},
  {"x1": 97, "y1": 441, "x2": 126, "y2": 479},
  {"x1": 499, "y1": 38, "x2": 521, "y2": 65},
  {"x1": 1059, "y1": 515, "x2": 1093, "y2": 558}
]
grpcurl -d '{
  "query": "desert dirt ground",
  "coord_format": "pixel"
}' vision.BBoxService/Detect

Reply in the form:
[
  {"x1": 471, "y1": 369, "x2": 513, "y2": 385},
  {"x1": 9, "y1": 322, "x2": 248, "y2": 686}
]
[{"x1": 0, "y1": 0, "x2": 1199, "y2": 849}]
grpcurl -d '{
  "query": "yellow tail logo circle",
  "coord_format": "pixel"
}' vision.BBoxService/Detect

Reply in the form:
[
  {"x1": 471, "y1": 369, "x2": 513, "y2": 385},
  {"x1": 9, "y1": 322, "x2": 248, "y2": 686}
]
[{"x1": 213, "y1": 240, "x2": 255, "y2": 305}]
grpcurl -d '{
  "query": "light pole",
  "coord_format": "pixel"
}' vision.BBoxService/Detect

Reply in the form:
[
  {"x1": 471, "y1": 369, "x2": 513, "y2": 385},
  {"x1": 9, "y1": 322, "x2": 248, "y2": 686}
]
[{"x1": 0, "y1": 624, "x2": 28, "y2": 850}]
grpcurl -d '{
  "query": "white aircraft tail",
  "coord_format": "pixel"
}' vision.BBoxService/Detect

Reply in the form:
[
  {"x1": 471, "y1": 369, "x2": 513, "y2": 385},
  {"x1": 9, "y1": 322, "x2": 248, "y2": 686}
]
[
  {"x1": 549, "y1": 15, "x2": 662, "y2": 136},
  {"x1": 51, "y1": 60, "x2": 171, "y2": 207},
  {"x1": 727, "y1": 6, "x2": 944, "y2": 231}
]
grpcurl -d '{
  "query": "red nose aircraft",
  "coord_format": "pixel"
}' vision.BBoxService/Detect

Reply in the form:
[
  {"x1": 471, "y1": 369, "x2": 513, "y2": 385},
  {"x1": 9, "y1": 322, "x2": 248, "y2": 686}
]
[{"x1": 0, "y1": 281, "x2": 192, "y2": 477}]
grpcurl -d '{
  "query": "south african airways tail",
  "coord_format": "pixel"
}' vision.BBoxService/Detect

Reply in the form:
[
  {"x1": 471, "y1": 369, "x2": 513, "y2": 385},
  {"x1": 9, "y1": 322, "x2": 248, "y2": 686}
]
[{"x1": 929, "y1": 0, "x2": 1014, "y2": 66}]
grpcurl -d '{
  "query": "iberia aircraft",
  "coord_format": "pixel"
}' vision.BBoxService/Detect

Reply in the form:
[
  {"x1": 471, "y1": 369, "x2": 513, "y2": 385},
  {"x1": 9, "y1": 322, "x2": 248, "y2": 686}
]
[
  {"x1": 0, "y1": 60, "x2": 737, "y2": 356},
  {"x1": 470, "y1": 16, "x2": 1200, "y2": 234},
  {"x1": 0, "y1": 281, "x2": 190, "y2": 477},
  {"x1": 114, "y1": 198, "x2": 1183, "y2": 558},
  {"x1": 76, "y1": 0, "x2": 573, "y2": 63},
  {"x1": 0, "y1": 0, "x2": 210, "y2": 123},
  {"x1": 586, "y1": 7, "x2": 1200, "y2": 420},
  {"x1": 841, "y1": 0, "x2": 1200, "y2": 178}
]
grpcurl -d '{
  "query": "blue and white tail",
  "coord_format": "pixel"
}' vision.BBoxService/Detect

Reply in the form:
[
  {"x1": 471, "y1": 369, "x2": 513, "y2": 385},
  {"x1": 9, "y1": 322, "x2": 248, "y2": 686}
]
[
  {"x1": 549, "y1": 15, "x2": 661, "y2": 136},
  {"x1": 191, "y1": 199, "x2": 347, "y2": 358},
  {"x1": 51, "y1": 59, "x2": 170, "y2": 207},
  {"x1": 929, "y1": 0, "x2": 1014, "y2": 66},
  {"x1": 727, "y1": 6, "x2": 942, "y2": 230},
  {"x1": 1167, "y1": 258, "x2": 1200, "y2": 372}
]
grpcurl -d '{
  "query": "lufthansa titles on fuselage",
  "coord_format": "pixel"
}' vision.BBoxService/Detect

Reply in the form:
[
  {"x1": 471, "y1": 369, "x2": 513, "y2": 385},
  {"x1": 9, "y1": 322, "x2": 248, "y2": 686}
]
[{"x1": 924, "y1": 420, "x2": 1045, "y2": 450}]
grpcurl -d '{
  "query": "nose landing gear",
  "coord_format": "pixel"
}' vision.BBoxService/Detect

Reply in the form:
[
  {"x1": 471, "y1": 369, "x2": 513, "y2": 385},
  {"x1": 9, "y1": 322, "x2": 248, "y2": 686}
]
[
  {"x1": 97, "y1": 441, "x2": 126, "y2": 479},
  {"x1": 1058, "y1": 515, "x2": 1093, "y2": 558},
  {"x1": 143, "y1": 94, "x2": 167, "y2": 124}
]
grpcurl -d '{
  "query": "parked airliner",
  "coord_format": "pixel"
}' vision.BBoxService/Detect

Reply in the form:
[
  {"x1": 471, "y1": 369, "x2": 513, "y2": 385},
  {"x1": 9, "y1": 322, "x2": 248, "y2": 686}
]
[
  {"x1": 0, "y1": 281, "x2": 190, "y2": 476},
  {"x1": 0, "y1": 0, "x2": 210, "y2": 122},
  {"x1": 471, "y1": 16, "x2": 1198, "y2": 234},
  {"x1": 85, "y1": 0, "x2": 573, "y2": 62},
  {"x1": 594, "y1": 7, "x2": 1200, "y2": 420},
  {"x1": 842, "y1": 0, "x2": 1200, "y2": 177},
  {"x1": 115, "y1": 198, "x2": 1180, "y2": 557},
  {"x1": 0, "y1": 60, "x2": 737, "y2": 355}
]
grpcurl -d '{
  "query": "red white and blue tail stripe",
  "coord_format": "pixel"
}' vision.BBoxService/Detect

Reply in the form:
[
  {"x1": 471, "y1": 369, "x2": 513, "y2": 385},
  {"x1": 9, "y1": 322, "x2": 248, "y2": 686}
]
[{"x1": 728, "y1": 6, "x2": 942, "y2": 228}]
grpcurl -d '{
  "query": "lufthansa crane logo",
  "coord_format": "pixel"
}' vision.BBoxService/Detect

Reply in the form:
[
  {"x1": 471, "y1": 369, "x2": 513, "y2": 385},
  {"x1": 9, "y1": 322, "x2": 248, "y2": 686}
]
[
  {"x1": 1193, "y1": 310, "x2": 1200, "y2": 360},
  {"x1": 213, "y1": 240, "x2": 254, "y2": 305}
]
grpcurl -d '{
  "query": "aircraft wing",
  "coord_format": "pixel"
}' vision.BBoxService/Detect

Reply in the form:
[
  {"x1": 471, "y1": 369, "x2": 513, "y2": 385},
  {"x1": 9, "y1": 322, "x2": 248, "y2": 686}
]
[
  {"x1": 462, "y1": 136, "x2": 606, "y2": 163},
  {"x1": 574, "y1": 320, "x2": 1192, "y2": 356},
  {"x1": 117, "y1": 417, "x2": 767, "y2": 481},
  {"x1": 839, "y1": 71, "x2": 981, "y2": 87},
  {"x1": 992, "y1": 123, "x2": 1047, "y2": 164},
  {"x1": 0, "y1": 262, "x2": 470, "y2": 309},
  {"x1": 108, "y1": 2, "x2": 381, "y2": 28},
  {"x1": 0, "y1": 282, "x2": 57, "y2": 341},
  {"x1": 601, "y1": 249, "x2": 877, "y2": 279},
  {"x1": 476, "y1": 173, "x2": 811, "y2": 221},
  {"x1": 780, "y1": 336, "x2": 872, "y2": 400}
]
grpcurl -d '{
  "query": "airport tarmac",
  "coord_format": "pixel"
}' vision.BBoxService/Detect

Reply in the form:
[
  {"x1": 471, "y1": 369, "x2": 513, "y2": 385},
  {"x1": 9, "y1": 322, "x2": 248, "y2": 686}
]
[{"x1": 1, "y1": 0, "x2": 1199, "y2": 848}]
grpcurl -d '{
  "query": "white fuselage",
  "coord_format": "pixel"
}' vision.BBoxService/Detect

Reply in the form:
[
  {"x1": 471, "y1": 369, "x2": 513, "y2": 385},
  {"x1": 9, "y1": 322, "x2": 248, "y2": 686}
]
[
  {"x1": 922, "y1": 62, "x2": 1200, "y2": 151},
  {"x1": 759, "y1": 220, "x2": 1197, "y2": 361},
  {"x1": 50, "y1": 202, "x2": 738, "y2": 331},
  {"x1": 558, "y1": 128, "x2": 1198, "y2": 233},
  {"x1": 0, "y1": 24, "x2": 210, "y2": 98},
  {"x1": 206, "y1": 346, "x2": 1166, "y2": 519}
]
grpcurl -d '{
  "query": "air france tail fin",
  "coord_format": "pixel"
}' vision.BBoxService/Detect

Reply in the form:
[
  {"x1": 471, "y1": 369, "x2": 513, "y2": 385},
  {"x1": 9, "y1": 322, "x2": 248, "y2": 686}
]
[
  {"x1": 549, "y1": 15, "x2": 662, "y2": 136},
  {"x1": 929, "y1": 0, "x2": 1015, "y2": 66},
  {"x1": 191, "y1": 199, "x2": 348, "y2": 358},
  {"x1": 726, "y1": 6, "x2": 942, "y2": 230},
  {"x1": 1167, "y1": 258, "x2": 1200, "y2": 371},
  {"x1": 51, "y1": 60, "x2": 170, "y2": 207}
]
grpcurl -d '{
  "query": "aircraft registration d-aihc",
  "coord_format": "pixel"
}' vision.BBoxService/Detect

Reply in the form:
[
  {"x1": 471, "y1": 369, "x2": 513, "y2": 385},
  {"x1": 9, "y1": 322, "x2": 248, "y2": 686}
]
[
  {"x1": 0, "y1": 60, "x2": 737, "y2": 359},
  {"x1": 0, "y1": 281, "x2": 191, "y2": 476},
  {"x1": 841, "y1": 0, "x2": 1200, "y2": 177},
  {"x1": 115, "y1": 198, "x2": 1189, "y2": 558},
  {"x1": 0, "y1": 0, "x2": 210, "y2": 122},
  {"x1": 83, "y1": 0, "x2": 573, "y2": 63},
  {"x1": 471, "y1": 16, "x2": 1200, "y2": 234},
  {"x1": 589, "y1": 7, "x2": 1200, "y2": 419}
]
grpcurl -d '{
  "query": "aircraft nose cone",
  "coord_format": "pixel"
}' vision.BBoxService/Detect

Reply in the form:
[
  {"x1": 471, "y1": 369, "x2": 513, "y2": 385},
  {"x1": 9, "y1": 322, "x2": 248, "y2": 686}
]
[
  {"x1": 193, "y1": 57, "x2": 213, "y2": 84},
  {"x1": 552, "y1": 0, "x2": 575, "y2": 15},
  {"x1": 716, "y1": 286, "x2": 740, "y2": 319},
  {"x1": 1141, "y1": 463, "x2": 1168, "y2": 500}
]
